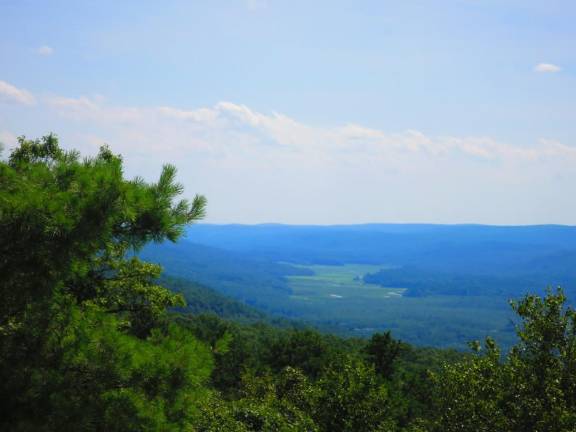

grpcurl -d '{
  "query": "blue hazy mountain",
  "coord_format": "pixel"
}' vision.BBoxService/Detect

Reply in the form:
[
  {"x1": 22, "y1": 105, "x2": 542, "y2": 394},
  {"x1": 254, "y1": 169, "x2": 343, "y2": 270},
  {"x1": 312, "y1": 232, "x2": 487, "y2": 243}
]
[
  {"x1": 143, "y1": 224, "x2": 576, "y2": 348},
  {"x1": 183, "y1": 223, "x2": 576, "y2": 275}
]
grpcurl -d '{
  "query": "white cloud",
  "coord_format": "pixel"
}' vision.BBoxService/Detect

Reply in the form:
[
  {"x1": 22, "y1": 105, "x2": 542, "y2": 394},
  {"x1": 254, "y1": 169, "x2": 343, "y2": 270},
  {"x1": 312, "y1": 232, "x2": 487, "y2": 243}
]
[
  {"x1": 3, "y1": 84, "x2": 575, "y2": 223},
  {"x1": 48, "y1": 95, "x2": 101, "y2": 115},
  {"x1": 0, "y1": 80, "x2": 36, "y2": 105},
  {"x1": 37, "y1": 45, "x2": 54, "y2": 56},
  {"x1": 45, "y1": 95, "x2": 576, "y2": 165},
  {"x1": 158, "y1": 106, "x2": 219, "y2": 124},
  {"x1": 534, "y1": 63, "x2": 562, "y2": 73}
]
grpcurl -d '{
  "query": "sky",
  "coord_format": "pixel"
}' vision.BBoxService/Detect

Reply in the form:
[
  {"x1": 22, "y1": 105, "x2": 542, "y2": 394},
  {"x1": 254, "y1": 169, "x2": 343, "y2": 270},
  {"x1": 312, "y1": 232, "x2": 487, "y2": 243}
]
[{"x1": 0, "y1": 0, "x2": 575, "y2": 225}]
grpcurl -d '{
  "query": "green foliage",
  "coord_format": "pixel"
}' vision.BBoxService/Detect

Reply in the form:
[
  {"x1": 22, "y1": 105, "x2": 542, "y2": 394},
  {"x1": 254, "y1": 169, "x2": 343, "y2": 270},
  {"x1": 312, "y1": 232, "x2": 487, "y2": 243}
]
[
  {"x1": 178, "y1": 306, "x2": 472, "y2": 430},
  {"x1": 364, "y1": 331, "x2": 403, "y2": 379},
  {"x1": 0, "y1": 135, "x2": 210, "y2": 430},
  {"x1": 430, "y1": 288, "x2": 576, "y2": 431},
  {"x1": 231, "y1": 368, "x2": 319, "y2": 431},
  {"x1": 1, "y1": 134, "x2": 205, "y2": 327},
  {"x1": 264, "y1": 329, "x2": 335, "y2": 378},
  {"x1": 315, "y1": 359, "x2": 395, "y2": 431},
  {"x1": 2, "y1": 299, "x2": 213, "y2": 431}
]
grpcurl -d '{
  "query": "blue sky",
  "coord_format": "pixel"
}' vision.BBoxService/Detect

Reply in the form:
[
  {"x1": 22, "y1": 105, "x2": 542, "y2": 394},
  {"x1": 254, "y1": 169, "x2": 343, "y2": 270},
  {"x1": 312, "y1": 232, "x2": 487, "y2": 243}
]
[{"x1": 1, "y1": 0, "x2": 575, "y2": 224}]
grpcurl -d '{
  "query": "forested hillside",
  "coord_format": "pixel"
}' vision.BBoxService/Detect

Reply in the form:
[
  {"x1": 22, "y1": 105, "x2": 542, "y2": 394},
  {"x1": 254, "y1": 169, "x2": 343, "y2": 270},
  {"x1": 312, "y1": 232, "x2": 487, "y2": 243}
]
[
  {"x1": 144, "y1": 225, "x2": 576, "y2": 348},
  {"x1": 161, "y1": 275, "x2": 267, "y2": 321},
  {"x1": 141, "y1": 241, "x2": 312, "y2": 312},
  {"x1": 2, "y1": 136, "x2": 576, "y2": 430}
]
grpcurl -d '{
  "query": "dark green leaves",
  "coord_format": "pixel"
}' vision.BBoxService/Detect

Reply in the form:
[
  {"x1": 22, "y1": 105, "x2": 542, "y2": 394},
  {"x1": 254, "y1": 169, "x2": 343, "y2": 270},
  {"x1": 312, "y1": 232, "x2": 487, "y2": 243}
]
[{"x1": 0, "y1": 135, "x2": 212, "y2": 430}]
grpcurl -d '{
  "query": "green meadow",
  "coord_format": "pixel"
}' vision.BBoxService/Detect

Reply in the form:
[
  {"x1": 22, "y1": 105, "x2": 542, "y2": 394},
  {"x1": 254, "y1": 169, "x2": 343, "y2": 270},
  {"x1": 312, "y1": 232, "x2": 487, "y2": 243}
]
[
  {"x1": 287, "y1": 264, "x2": 404, "y2": 301},
  {"x1": 285, "y1": 264, "x2": 517, "y2": 349}
]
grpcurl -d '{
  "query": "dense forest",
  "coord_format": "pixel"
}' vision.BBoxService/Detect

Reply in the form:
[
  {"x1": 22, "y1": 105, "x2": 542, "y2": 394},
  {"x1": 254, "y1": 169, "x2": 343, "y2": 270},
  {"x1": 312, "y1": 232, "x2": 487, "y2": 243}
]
[{"x1": 1, "y1": 135, "x2": 576, "y2": 430}]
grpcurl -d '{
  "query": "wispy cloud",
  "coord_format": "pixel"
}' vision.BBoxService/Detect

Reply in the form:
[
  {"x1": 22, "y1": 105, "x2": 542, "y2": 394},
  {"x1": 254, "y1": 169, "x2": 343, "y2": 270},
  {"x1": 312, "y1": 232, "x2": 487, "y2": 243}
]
[
  {"x1": 246, "y1": 0, "x2": 268, "y2": 10},
  {"x1": 139, "y1": 101, "x2": 576, "y2": 163},
  {"x1": 534, "y1": 63, "x2": 562, "y2": 73},
  {"x1": 3, "y1": 83, "x2": 575, "y2": 223},
  {"x1": 0, "y1": 80, "x2": 36, "y2": 105},
  {"x1": 36, "y1": 45, "x2": 54, "y2": 56}
]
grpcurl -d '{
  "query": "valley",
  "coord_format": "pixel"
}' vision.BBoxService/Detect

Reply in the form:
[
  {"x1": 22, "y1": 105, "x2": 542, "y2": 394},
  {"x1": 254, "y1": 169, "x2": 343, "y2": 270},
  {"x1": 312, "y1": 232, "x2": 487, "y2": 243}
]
[
  {"x1": 284, "y1": 263, "x2": 516, "y2": 348},
  {"x1": 142, "y1": 223, "x2": 576, "y2": 349}
]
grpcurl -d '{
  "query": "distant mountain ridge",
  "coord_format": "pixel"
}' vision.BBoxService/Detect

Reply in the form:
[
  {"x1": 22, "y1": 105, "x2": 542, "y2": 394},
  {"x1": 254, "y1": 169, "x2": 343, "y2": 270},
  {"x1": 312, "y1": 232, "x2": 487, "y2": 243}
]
[{"x1": 183, "y1": 223, "x2": 576, "y2": 273}]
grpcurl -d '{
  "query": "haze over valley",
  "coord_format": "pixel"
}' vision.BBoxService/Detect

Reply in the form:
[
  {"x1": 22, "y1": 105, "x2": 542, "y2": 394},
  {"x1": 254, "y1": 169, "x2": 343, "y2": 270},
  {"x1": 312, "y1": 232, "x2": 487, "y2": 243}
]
[{"x1": 142, "y1": 223, "x2": 576, "y2": 348}]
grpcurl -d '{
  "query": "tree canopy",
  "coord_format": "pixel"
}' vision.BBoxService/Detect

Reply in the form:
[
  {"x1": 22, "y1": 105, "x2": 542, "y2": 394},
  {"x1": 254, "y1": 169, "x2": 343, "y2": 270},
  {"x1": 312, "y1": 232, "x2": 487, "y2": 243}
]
[{"x1": 0, "y1": 134, "x2": 211, "y2": 430}]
